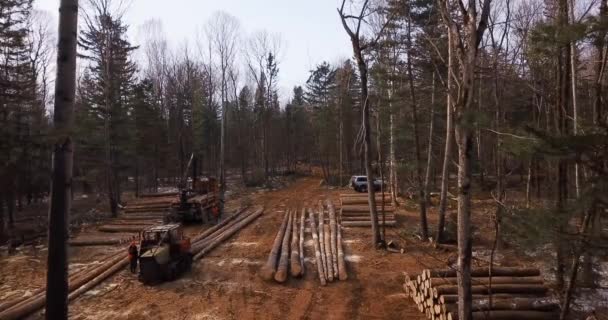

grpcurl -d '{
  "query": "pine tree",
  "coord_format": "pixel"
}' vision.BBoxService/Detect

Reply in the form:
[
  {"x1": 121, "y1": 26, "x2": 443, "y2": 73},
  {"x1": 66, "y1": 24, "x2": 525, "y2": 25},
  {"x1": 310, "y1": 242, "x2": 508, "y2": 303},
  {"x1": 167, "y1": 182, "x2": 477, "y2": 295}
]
[{"x1": 78, "y1": 1, "x2": 137, "y2": 215}]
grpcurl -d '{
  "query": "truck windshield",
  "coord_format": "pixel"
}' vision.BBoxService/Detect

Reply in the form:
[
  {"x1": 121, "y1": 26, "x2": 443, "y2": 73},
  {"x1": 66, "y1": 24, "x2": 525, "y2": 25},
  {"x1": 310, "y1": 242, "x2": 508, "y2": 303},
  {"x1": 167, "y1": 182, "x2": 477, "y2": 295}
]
[{"x1": 356, "y1": 177, "x2": 367, "y2": 182}]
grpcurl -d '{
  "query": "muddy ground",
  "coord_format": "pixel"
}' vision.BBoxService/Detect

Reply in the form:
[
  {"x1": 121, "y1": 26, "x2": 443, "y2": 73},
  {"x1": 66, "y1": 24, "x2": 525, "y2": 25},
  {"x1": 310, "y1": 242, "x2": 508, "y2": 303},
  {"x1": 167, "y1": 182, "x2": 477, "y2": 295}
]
[{"x1": 1, "y1": 176, "x2": 606, "y2": 319}]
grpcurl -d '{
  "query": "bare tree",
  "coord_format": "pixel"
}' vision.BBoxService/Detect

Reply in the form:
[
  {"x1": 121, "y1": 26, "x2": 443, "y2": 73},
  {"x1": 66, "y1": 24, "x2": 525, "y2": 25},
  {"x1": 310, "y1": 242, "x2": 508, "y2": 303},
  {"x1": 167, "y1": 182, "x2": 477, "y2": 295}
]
[
  {"x1": 244, "y1": 30, "x2": 282, "y2": 180},
  {"x1": 338, "y1": 0, "x2": 391, "y2": 247},
  {"x1": 207, "y1": 11, "x2": 240, "y2": 217},
  {"x1": 437, "y1": 1, "x2": 493, "y2": 319},
  {"x1": 45, "y1": 0, "x2": 78, "y2": 318}
]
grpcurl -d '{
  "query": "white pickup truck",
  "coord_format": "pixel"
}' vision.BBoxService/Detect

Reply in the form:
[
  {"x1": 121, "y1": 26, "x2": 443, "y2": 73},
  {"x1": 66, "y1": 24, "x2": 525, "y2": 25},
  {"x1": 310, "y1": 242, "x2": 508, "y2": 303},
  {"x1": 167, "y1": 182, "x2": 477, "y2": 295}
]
[{"x1": 349, "y1": 175, "x2": 383, "y2": 192}]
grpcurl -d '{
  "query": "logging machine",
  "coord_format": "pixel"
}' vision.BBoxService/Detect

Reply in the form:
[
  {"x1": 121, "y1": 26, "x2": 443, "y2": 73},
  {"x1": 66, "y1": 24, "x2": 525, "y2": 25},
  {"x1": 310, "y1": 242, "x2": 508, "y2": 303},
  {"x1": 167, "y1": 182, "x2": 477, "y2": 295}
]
[
  {"x1": 138, "y1": 224, "x2": 193, "y2": 284},
  {"x1": 164, "y1": 154, "x2": 219, "y2": 224}
]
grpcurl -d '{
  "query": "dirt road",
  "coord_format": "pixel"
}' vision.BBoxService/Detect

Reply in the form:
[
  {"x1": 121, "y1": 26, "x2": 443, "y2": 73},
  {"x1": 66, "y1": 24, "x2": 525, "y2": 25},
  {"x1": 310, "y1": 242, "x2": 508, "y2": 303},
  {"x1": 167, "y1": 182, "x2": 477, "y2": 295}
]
[{"x1": 59, "y1": 177, "x2": 426, "y2": 320}]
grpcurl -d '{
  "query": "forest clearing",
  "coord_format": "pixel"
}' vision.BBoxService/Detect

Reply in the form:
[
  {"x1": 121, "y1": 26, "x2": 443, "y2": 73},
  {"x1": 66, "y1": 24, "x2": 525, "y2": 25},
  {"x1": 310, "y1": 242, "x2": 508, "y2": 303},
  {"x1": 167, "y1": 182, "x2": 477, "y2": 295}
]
[{"x1": 2, "y1": 0, "x2": 608, "y2": 319}]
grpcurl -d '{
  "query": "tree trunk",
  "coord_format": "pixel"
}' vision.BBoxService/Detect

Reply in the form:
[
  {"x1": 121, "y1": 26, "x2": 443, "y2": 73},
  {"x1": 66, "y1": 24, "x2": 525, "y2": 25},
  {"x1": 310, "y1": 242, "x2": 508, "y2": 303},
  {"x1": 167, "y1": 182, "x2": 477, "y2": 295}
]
[
  {"x1": 406, "y1": 11, "x2": 428, "y2": 240},
  {"x1": 424, "y1": 73, "x2": 436, "y2": 206},
  {"x1": 45, "y1": 0, "x2": 78, "y2": 318},
  {"x1": 455, "y1": 123, "x2": 473, "y2": 320},
  {"x1": 436, "y1": 30, "x2": 454, "y2": 243}
]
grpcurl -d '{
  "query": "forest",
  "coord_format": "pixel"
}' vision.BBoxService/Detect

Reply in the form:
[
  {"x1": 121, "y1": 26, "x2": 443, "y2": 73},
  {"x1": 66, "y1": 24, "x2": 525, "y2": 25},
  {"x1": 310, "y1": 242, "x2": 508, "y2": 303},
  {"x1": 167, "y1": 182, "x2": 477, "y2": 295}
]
[{"x1": 1, "y1": 0, "x2": 607, "y2": 319}]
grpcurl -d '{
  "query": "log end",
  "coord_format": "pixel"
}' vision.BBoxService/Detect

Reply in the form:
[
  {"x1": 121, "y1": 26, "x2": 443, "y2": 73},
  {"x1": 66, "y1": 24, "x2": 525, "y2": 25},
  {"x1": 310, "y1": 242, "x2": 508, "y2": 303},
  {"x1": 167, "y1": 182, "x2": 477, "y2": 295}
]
[
  {"x1": 274, "y1": 270, "x2": 288, "y2": 283},
  {"x1": 290, "y1": 263, "x2": 302, "y2": 278}
]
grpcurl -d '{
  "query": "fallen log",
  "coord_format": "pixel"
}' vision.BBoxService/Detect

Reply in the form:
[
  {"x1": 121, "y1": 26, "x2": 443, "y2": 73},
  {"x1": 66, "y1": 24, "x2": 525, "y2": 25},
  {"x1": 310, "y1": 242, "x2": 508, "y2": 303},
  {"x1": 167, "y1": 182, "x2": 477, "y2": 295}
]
[
  {"x1": 193, "y1": 209, "x2": 263, "y2": 260},
  {"x1": 429, "y1": 276, "x2": 543, "y2": 287},
  {"x1": 324, "y1": 223, "x2": 334, "y2": 282},
  {"x1": 318, "y1": 205, "x2": 329, "y2": 280},
  {"x1": 430, "y1": 267, "x2": 541, "y2": 278},
  {"x1": 98, "y1": 225, "x2": 147, "y2": 233},
  {"x1": 341, "y1": 205, "x2": 395, "y2": 213},
  {"x1": 436, "y1": 284, "x2": 548, "y2": 296},
  {"x1": 191, "y1": 209, "x2": 252, "y2": 253},
  {"x1": 274, "y1": 211, "x2": 293, "y2": 283},
  {"x1": 340, "y1": 198, "x2": 392, "y2": 206},
  {"x1": 137, "y1": 192, "x2": 178, "y2": 198},
  {"x1": 440, "y1": 294, "x2": 543, "y2": 304},
  {"x1": 341, "y1": 221, "x2": 396, "y2": 227},
  {"x1": 340, "y1": 215, "x2": 396, "y2": 221},
  {"x1": 299, "y1": 208, "x2": 305, "y2": 275},
  {"x1": 327, "y1": 201, "x2": 338, "y2": 279},
  {"x1": 337, "y1": 223, "x2": 348, "y2": 281},
  {"x1": 443, "y1": 297, "x2": 559, "y2": 313},
  {"x1": 290, "y1": 210, "x2": 302, "y2": 278},
  {"x1": 118, "y1": 215, "x2": 164, "y2": 221},
  {"x1": 259, "y1": 211, "x2": 289, "y2": 281},
  {"x1": 192, "y1": 208, "x2": 245, "y2": 243},
  {"x1": 320, "y1": 202, "x2": 334, "y2": 282},
  {"x1": 106, "y1": 220, "x2": 160, "y2": 225},
  {"x1": 0, "y1": 251, "x2": 126, "y2": 320},
  {"x1": 67, "y1": 258, "x2": 129, "y2": 301},
  {"x1": 449, "y1": 310, "x2": 558, "y2": 320},
  {"x1": 69, "y1": 238, "x2": 129, "y2": 246},
  {"x1": 308, "y1": 208, "x2": 326, "y2": 285}
]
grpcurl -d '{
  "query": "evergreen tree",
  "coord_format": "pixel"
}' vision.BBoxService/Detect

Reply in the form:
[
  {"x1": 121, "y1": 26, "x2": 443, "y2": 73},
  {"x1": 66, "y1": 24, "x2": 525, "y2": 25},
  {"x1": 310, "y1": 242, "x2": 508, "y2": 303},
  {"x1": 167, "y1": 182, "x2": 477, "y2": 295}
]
[{"x1": 78, "y1": 1, "x2": 137, "y2": 215}]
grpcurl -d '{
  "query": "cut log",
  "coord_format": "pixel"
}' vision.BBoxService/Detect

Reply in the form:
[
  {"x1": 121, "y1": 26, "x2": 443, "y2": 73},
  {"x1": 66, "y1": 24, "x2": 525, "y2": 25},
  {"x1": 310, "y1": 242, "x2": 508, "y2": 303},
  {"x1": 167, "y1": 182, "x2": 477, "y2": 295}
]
[
  {"x1": 320, "y1": 202, "x2": 334, "y2": 282},
  {"x1": 429, "y1": 276, "x2": 543, "y2": 287},
  {"x1": 341, "y1": 205, "x2": 395, "y2": 213},
  {"x1": 259, "y1": 211, "x2": 289, "y2": 281},
  {"x1": 0, "y1": 251, "x2": 126, "y2": 320},
  {"x1": 118, "y1": 215, "x2": 164, "y2": 221},
  {"x1": 193, "y1": 209, "x2": 263, "y2": 260},
  {"x1": 340, "y1": 215, "x2": 396, "y2": 221},
  {"x1": 429, "y1": 267, "x2": 541, "y2": 278},
  {"x1": 192, "y1": 208, "x2": 245, "y2": 243},
  {"x1": 274, "y1": 211, "x2": 293, "y2": 283},
  {"x1": 191, "y1": 211, "x2": 254, "y2": 251},
  {"x1": 290, "y1": 209, "x2": 302, "y2": 278},
  {"x1": 299, "y1": 208, "x2": 305, "y2": 275},
  {"x1": 324, "y1": 223, "x2": 334, "y2": 282},
  {"x1": 137, "y1": 192, "x2": 178, "y2": 198},
  {"x1": 340, "y1": 198, "x2": 392, "y2": 206},
  {"x1": 318, "y1": 204, "x2": 329, "y2": 281},
  {"x1": 341, "y1": 221, "x2": 396, "y2": 227},
  {"x1": 440, "y1": 294, "x2": 539, "y2": 304},
  {"x1": 436, "y1": 284, "x2": 548, "y2": 296},
  {"x1": 69, "y1": 238, "x2": 129, "y2": 246},
  {"x1": 327, "y1": 201, "x2": 338, "y2": 279},
  {"x1": 308, "y1": 208, "x2": 326, "y2": 285},
  {"x1": 444, "y1": 297, "x2": 559, "y2": 313},
  {"x1": 337, "y1": 223, "x2": 348, "y2": 281},
  {"x1": 449, "y1": 310, "x2": 558, "y2": 320},
  {"x1": 98, "y1": 225, "x2": 146, "y2": 233}
]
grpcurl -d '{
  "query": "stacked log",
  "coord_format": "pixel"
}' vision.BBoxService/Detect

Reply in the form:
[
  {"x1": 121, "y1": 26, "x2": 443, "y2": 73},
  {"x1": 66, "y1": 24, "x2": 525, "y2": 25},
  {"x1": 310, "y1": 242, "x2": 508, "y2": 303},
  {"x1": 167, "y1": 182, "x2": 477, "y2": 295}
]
[
  {"x1": 339, "y1": 193, "x2": 396, "y2": 227},
  {"x1": 260, "y1": 209, "x2": 306, "y2": 283},
  {"x1": 403, "y1": 267, "x2": 558, "y2": 320},
  {"x1": 0, "y1": 208, "x2": 263, "y2": 320},
  {"x1": 308, "y1": 201, "x2": 348, "y2": 285}
]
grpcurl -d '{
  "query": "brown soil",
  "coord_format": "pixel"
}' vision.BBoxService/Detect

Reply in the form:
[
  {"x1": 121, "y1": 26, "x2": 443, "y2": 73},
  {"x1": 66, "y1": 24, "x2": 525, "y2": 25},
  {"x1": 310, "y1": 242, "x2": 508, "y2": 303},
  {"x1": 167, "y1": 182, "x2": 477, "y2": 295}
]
[{"x1": 2, "y1": 176, "x2": 603, "y2": 319}]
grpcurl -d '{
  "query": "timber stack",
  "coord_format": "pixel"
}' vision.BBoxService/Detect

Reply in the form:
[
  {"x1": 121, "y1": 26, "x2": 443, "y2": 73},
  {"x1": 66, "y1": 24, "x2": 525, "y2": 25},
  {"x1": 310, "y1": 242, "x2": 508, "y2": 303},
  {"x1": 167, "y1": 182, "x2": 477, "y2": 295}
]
[
  {"x1": 260, "y1": 208, "x2": 305, "y2": 283},
  {"x1": 339, "y1": 193, "x2": 396, "y2": 227},
  {"x1": 0, "y1": 208, "x2": 263, "y2": 320},
  {"x1": 260, "y1": 201, "x2": 348, "y2": 285},
  {"x1": 403, "y1": 267, "x2": 559, "y2": 320}
]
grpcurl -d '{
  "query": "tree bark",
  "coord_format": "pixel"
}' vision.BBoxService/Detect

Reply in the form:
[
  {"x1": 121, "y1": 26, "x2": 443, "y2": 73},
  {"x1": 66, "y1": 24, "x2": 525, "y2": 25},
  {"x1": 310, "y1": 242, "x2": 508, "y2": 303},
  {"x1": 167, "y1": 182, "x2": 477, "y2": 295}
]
[
  {"x1": 45, "y1": 1, "x2": 78, "y2": 318},
  {"x1": 436, "y1": 29, "x2": 454, "y2": 244}
]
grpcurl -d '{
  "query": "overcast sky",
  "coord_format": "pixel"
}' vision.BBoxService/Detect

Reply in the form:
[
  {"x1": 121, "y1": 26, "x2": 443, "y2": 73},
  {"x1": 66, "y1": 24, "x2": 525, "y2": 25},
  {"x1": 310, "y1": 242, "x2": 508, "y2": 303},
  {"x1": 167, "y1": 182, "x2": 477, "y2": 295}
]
[{"x1": 34, "y1": 0, "x2": 353, "y2": 101}]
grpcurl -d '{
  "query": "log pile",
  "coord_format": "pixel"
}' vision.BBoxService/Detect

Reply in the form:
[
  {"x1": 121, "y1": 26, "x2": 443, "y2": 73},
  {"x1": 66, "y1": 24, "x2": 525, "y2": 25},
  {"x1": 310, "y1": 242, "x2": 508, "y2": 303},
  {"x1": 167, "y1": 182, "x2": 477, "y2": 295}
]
[
  {"x1": 403, "y1": 267, "x2": 559, "y2": 320},
  {"x1": 0, "y1": 208, "x2": 263, "y2": 320},
  {"x1": 260, "y1": 209, "x2": 305, "y2": 283},
  {"x1": 339, "y1": 193, "x2": 396, "y2": 227},
  {"x1": 123, "y1": 196, "x2": 177, "y2": 214},
  {"x1": 308, "y1": 201, "x2": 348, "y2": 285}
]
